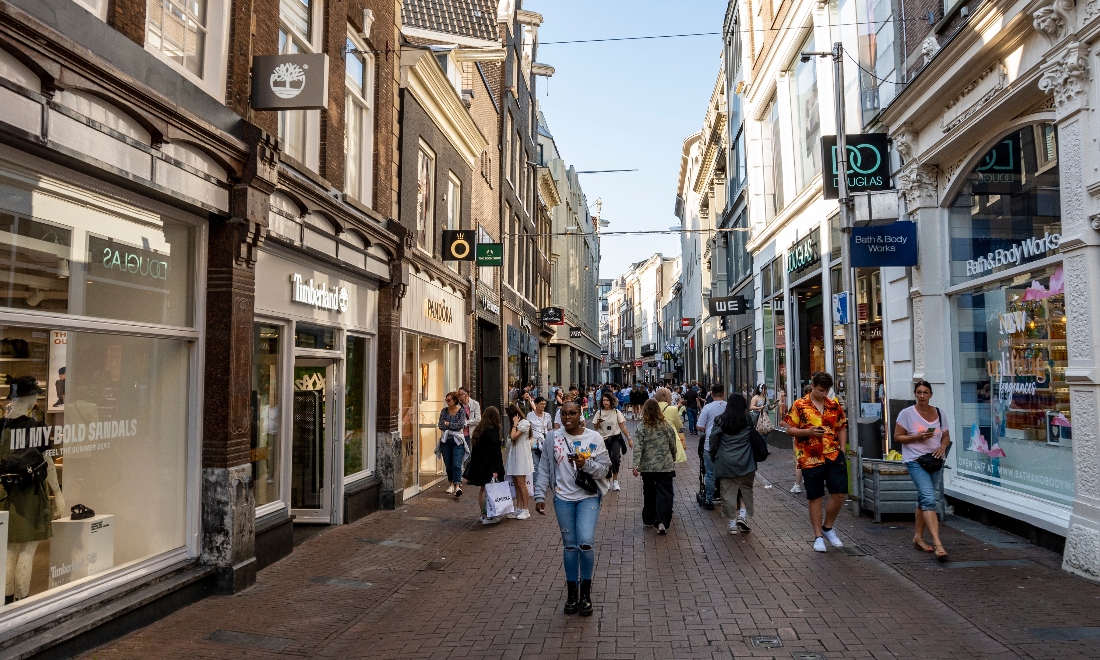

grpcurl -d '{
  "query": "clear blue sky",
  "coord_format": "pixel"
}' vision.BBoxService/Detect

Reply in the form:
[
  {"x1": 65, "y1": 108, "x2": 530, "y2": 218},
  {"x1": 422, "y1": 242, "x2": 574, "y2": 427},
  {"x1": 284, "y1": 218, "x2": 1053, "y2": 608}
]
[{"x1": 534, "y1": 0, "x2": 726, "y2": 279}]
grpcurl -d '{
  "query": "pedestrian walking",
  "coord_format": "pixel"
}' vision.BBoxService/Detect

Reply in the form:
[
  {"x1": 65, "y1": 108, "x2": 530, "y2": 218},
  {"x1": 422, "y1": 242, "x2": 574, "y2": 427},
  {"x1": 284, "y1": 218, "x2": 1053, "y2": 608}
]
[
  {"x1": 534, "y1": 402, "x2": 610, "y2": 617},
  {"x1": 895, "y1": 380, "x2": 952, "y2": 560},
  {"x1": 527, "y1": 397, "x2": 553, "y2": 493},
  {"x1": 459, "y1": 386, "x2": 481, "y2": 443},
  {"x1": 784, "y1": 371, "x2": 848, "y2": 552},
  {"x1": 682, "y1": 385, "x2": 700, "y2": 435},
  {"x1": 505, "y1": 404, "x2": 533, "y2": 519},
  {"x1": 749, "y1": 384, "x2": 779, "y2": 425},
  {"x1": 695, "y1": 383, "x2": 727, "y2": 510},
  {"x1": 631, "y1": 399, "x2": 678, "y2": 534},
  {"x1": 437, "y1": 392, "x2": 468, "y2": 497},
  {"x1": 709, "y1": 394, "x2": 760, "y2": 535},
  {"x1": 464, "y1": 406, "x2": 505, "y2": 524},
  {"x1": 593, "y1": 391, "x2": 632, "y2": 491},
  {"x1": 655, "y1": 387, "x2": 686, "y2": 454},
  {"x1": 629, "y1": 383, "x2": 646, "y2": 419}
]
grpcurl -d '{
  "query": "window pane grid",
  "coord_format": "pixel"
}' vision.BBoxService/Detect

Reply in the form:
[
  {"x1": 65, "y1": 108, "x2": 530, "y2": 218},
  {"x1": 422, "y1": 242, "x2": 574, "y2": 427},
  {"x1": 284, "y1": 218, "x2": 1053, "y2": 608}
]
[{"x1": 146, "y1": 0, "x2": 207, "y2": 76}]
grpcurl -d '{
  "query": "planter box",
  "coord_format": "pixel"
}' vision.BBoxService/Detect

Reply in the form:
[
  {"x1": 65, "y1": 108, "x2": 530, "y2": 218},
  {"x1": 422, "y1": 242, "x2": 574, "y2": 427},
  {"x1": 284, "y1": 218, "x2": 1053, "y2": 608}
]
[{"x1": 858, "y1": 458, "x2": 945, "y2": 523}]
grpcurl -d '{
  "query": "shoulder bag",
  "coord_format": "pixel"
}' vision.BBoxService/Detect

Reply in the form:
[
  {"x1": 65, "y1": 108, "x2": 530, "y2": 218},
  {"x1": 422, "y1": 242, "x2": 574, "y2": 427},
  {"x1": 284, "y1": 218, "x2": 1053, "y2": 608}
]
[
  {"x1": 915, "y1": 407, "x2": 946, "y2": 473},
  {"x1": 755, "y1": 406, "x2": 774, "y2": 434}
]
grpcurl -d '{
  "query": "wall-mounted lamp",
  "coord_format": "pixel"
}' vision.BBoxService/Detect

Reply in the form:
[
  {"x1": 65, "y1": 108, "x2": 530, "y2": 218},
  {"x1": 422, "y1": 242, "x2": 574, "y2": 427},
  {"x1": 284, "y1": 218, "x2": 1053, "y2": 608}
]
[{"x1": 26, "y1": 289, "x2": 44, "y2": 307}]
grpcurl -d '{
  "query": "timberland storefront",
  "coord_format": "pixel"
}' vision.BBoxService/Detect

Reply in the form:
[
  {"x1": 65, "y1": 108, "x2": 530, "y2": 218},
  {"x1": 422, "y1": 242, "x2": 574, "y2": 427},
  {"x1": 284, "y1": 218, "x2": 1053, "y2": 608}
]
[
  {"x1": 251, "y1": 245, "x2": 381, "y2": 563},
  {"x1": 398, "y1": 271, "x2": 467, "y2": 500}
]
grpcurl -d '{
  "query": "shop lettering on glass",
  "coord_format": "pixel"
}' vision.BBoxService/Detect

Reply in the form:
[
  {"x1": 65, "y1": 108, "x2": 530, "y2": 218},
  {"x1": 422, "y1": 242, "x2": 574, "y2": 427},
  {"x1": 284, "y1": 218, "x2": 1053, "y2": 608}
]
[
  {"x1": 971, "y1": 133, "x2": 1022, "y2": 194},
  {"x1": 965, "y1": 231, "x2": 1060, "y2": 276},
  {"x1": 290, "y1": 273, "x2": 349, "y2": 313},
  {"x1": 9, "y1": 419, "x2": 137, "y2": 452},
  {"x1": 425, "y1": 298, "x2": 453, "y2": 323},
  {"x1": 787, "y1": 231, "x2": 820, "y2": 275},
  {"x1": 91, "y1": 237, "x2": 170, "y2": 282}
]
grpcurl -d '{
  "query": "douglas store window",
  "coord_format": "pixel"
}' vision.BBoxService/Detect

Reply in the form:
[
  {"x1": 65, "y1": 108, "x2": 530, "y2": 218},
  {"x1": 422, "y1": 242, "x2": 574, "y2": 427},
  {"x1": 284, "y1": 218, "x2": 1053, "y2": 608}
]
[{"x1": 0, "y1": 166, "x2": 199, "y2": 612}]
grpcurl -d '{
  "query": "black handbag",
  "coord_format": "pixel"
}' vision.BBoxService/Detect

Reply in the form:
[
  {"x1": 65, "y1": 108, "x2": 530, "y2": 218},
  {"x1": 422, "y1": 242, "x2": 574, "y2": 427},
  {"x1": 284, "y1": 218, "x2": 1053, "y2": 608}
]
[
  {"x1": 574, "y1": 467, "x2": 599, "y2": 494},
  {"x1": 0, "y1": 447, "x2": 48, "y2": 491},
  {"x1": 915, "y1": 408, "x2": 946, "y2": 473},
  {"x1": 749, "y1": 428, "x2": 770, "y2": 462}
]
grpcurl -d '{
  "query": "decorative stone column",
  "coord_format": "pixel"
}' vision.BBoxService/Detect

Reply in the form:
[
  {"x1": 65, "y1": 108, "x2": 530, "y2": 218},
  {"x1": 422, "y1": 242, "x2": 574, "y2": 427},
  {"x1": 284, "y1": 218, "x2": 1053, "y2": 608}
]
[
  {"x1": 1037, "y1": 42, "x2": 1100, "y2": 580},
  {"x1": 201, "y1": 128, "x2": 277, "y2": 593},
  {"x1": 897, "y1": 163, "x2": 947, "y2": 393}
]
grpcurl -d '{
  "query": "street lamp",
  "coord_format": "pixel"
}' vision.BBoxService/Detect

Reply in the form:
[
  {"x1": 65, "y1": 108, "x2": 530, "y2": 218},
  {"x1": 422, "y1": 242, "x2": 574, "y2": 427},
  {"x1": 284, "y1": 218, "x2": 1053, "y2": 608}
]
[{"x1": 803, "y1": 42, "x2": 862, "y2": 486}]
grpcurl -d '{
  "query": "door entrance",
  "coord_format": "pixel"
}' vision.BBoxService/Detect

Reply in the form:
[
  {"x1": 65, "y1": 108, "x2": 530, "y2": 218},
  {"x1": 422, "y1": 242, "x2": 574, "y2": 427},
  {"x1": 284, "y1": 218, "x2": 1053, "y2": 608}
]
[{"x1": 292, "y1": 357, "x2": 336, "y2": 523}]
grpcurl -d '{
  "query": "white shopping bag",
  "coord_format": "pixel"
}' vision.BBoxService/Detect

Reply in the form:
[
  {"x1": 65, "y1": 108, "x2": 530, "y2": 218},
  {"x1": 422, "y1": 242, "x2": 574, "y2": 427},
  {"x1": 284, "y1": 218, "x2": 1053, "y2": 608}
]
[{"x1": 485, "y1": 480, "x2": 514, "y2": 518}]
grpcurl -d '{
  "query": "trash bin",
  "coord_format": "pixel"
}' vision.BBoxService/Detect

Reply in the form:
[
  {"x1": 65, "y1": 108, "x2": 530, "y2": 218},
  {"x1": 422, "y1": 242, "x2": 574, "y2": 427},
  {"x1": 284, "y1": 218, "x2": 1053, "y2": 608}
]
[{"x1": 858, "y1": 417, "x2": 883, "y2": 460}]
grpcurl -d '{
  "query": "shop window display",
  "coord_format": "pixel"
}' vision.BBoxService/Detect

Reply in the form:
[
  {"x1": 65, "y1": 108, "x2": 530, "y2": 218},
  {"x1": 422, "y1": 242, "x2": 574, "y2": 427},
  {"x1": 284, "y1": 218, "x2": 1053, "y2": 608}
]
[
  {"x1": 950, "y1": 124, "x2": 1070, "y2": 506},
  {"x1": 344, "y1": 335, "x2": 369, "y2": 477},
  {"x1": 1, "y1": 326, "x2": 189, "y2": 606},
  {"x1": 251, "y1": 324, "x2": 281, "y2": 507}
]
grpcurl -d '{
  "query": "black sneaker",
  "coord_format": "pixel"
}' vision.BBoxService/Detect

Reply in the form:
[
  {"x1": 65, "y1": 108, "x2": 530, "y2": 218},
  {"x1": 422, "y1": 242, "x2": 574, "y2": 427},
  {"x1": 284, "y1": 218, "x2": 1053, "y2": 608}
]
[{"x1": 702, "y1": 501, "x2": 715, "y2": 511}]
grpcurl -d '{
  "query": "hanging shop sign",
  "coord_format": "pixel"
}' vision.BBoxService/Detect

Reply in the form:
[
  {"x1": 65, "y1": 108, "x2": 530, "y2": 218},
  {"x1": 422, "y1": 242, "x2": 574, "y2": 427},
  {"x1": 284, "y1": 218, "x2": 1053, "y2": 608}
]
[
  {"x1": 623, "y1": 339, "x2": 634, "y2": 348},
  {"x1": 821, "y1": 133, "x2": 892, "y2": 199},
  {"x1": 850, "y1": 222, "x2": 918, "y2": 268},
  {"x1": 442, "y1": 230, "x2": 476, "y2": 261},
  {"x1": 475, "y1": 243, "x2": 504, "y2": 266},
  {"x1": 640, "y1": 343, "x2": 657, "y2": 356},
  {"x1": 569, "y1": 327, "x2": 583, "y2": 338},
  {"x1": 251, "y1": 54, "x2": 330, "y2": 110},
  {"x1": 786, "y1": 229, "x2": 820, "y2": 276},
  {"x1": 708, "y1": 295, "x2": 749, "y2": 316},
  {"x1": 633, "y1": 360, "x2": 643, "y2": 367},
  {"x1": 540, "y1": 307, "x2": 565, "y2": 325},
  {"x1": 291, "y1": 273, "x2": 349, "y2": 313},
  {"x1": 681, "y1": 318, "x2": 695, "y2": 329},
  {"x1": 662, "y1": 352, "x2": 673, "y2": 361},
  {"x1": 832, "y1": 291, "x2": 850, "y2": 325},
  {"x1": 479, "y1": 295, "x2": 500, "y2": 315}
]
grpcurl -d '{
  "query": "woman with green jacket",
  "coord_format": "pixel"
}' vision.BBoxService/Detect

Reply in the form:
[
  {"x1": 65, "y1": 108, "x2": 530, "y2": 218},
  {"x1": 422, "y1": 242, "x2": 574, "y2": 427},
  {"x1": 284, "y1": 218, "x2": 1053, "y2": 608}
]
[{"x1": 631, "y1": 399, "x2": 679, "y2": 535}]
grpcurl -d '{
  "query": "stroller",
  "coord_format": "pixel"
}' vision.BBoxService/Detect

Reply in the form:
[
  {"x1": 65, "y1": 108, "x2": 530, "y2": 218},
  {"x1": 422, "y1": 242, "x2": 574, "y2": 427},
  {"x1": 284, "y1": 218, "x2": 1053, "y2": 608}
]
[{"x1": 695, "y1": 433, "x2": 721, "y2": 506}]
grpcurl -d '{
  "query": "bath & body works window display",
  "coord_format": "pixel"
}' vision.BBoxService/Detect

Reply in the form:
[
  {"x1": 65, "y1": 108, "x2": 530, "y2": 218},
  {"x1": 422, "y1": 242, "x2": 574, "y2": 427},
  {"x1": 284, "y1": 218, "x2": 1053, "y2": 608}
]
[
  {"x1": 0, "y1": 169, "x2": 195, "y2": 612},
  {"x1": 949, "y1": 124, "x2": 1070, "y2": 506}
]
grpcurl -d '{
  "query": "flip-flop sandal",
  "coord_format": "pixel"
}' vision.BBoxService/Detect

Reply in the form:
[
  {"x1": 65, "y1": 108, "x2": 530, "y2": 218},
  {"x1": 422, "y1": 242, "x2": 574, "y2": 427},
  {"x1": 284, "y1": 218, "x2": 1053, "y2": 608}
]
[
  {"x1": 913, "y1": 539, "x2": 934, "y2": 552},
  {"x1": 934, "y1": 545, "x2": 949, "y2": 561}
]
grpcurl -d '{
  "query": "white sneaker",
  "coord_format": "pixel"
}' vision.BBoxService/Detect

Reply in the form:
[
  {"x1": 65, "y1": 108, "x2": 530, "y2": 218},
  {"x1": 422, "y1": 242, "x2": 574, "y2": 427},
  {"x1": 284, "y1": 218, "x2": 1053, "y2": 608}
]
[
  {"x1": 727, "y1": 520, "x2": 740, "y2": 535},
  {"x1": 823, "y1": 529, "x2": 844, "y2": 547},
  {"x1": 446, "y1": 484, "x2": 455, "y2": 494},
  {"x1": 736, "y1": 516, "x2": 751, "y2": 532},
  {"x1": 506, "y1": 511, "x2": 519, "y2": 519},
  {"x1": 482, "y1": 515, "x2": 502, "y2": 525},
  {"x1": 813, "y1": 537, "x2": 827, "y2": 552},
  {"x1": 790, "y1": 484, "x2": 802, "y2": 494},
  {"x1": 516, "y1": 509, "x2": 531, "y2": 520},
  {"x1": 612, "y1": 480, "x2": 621, "y2": 491}
]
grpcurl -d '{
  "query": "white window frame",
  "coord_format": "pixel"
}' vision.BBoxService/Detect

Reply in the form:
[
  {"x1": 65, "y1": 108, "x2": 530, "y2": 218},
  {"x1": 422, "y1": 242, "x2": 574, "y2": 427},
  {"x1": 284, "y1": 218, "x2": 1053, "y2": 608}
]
[
  {"x1": 144, "y1": 0, "x2": 231, "y2": 102},
  {"x1": 278, "y1": 0, "x2": 324, "y2": 171},
  {"x1": 345, "y1": 30, "x2": 375, "y2": 206},
  {"x1": 342, "y1": 332, "x2": 378, "y2": 484},
  {"x1": 416, "y1": 142, "x2": 436, "y2": 256},
  {"x1": 445, "y1": 173, "x2": 461, "y2": 272}
]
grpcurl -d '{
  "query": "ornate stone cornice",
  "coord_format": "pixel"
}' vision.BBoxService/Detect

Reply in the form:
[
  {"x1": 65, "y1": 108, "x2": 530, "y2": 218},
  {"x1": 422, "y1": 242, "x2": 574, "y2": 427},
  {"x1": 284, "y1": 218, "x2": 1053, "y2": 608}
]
[
  {"x1": 920, "y1": 36, "x2": 940, "y2": 66},
  {"x1": 1032, "y1": 0, "x2": 1074, "y2": 44},
  {"x1": 1038, "y1": 42, "x2": 1090, "y2": 116},
  {"x1": 897, "y1": 164, "x2": 939, "y2": 212}
]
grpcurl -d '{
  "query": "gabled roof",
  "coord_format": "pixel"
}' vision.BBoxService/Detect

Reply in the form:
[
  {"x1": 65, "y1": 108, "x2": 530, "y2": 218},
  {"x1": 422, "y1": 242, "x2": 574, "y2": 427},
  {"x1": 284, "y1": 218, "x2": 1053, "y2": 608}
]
[{"x1": 403, "y1": 0, "x2": 499, "y2": 44}]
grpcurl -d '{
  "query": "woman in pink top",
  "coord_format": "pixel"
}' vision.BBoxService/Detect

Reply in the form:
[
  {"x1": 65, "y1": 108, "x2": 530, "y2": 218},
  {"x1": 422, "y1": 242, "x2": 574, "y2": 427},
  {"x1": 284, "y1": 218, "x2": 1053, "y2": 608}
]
[{"x1": 894, "y1": 380, "x2": 952, "y2": 559}]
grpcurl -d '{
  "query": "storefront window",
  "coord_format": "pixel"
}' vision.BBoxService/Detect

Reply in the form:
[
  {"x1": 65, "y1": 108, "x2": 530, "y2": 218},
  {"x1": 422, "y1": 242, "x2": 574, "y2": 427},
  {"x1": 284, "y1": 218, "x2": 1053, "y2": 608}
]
[
  {"x1": 295, "y1": 324, "x2": 336, "y2": 350},
  {"x1": 344, "y1": 335, "x2": 369, "y2": 477},
  {"x1": 400, "y1": 333, "x2": 416, "y2": 491},
  {"x1": 1, "y1": 325, "x2": 189, "y2": 608},
  {"x1": 0, "y1": 199, "x2": 195, "y2": 327},
  {"x1": 252, "y1": 323, "x2": 281, "y2": 507},
  {"x1": 953, "y1": 265, "x2": 1072, "y2": 505},
  {"x1": 856, "y1": 269, "x2": 885, "y2": 417},
  {"x1": 398, "y1": 331, "x2": 462, "y2": 493},
  {"x1": 948, "y1": 124, "x2": 1060, "y2": 285}
]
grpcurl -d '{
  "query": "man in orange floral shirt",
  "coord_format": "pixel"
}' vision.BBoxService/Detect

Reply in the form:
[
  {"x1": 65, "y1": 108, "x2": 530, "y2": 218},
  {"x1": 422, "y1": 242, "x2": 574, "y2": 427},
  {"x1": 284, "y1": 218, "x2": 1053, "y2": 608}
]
[{"x1": 784, "y1": 371, "x2": 848, "y2": 553}]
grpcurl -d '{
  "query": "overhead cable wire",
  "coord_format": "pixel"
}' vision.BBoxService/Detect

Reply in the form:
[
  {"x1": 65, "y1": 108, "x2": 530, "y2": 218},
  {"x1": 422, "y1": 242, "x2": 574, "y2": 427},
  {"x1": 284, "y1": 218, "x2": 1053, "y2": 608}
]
[{"x1": 539, "y1": 19, "x2": 922, "y2": 44}]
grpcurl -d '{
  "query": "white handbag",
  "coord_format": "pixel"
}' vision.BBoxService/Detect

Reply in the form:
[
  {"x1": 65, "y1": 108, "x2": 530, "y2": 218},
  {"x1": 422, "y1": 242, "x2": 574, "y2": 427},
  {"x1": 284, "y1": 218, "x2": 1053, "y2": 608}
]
[{"x1": 485, "y1": 479, "x2": 514, "y2": 518}]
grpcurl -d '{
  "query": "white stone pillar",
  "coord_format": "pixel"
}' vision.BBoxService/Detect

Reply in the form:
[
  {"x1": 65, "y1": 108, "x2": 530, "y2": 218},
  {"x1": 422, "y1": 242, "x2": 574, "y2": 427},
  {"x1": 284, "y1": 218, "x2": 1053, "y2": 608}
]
[{"x1": 1037, "y1": 42, "x2": 1100, "y2": 580}]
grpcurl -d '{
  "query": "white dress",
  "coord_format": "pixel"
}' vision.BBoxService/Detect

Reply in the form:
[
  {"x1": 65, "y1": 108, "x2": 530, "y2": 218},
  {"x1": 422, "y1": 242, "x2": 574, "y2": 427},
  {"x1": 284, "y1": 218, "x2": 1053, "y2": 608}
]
[{"x1": 505, "y1": 419, "x2": 534, "y2": 476}]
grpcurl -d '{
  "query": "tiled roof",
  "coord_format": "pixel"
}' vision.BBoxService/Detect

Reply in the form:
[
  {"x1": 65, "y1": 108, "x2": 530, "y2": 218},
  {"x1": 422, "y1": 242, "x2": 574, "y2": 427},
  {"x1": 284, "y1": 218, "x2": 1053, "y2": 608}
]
[{"x1": 403, "y1": 0, "x2": 499, "y2": 43}]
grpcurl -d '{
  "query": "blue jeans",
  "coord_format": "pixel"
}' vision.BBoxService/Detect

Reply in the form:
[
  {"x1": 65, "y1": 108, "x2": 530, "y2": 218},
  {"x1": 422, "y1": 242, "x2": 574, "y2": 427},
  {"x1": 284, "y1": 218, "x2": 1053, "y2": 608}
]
[
  {"x1": 702, "y1": 451, "x2": 716, "y2": 503},
  {"x1": 531, "y1": 448, "x2": 543, "y2": 488},
  {"x1": 441, "y1": 442, "x2": 465, "y2": 484},
  {"x1": 554, "y1": 495, "x2": 602, "y2": 581},
  {"x1": 905, "y1": 461, "x2": 942, "y2": 511},
  {"x1": 685, "y1": 407, "x2": 699, "y2": 434}
]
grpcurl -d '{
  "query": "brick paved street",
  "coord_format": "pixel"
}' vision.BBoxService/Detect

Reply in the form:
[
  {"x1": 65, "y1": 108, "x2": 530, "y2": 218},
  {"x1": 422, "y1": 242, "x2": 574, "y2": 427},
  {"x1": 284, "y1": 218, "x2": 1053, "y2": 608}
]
[{"x1": 83, "y1": 420, "x2": 1100, "y2": 660}]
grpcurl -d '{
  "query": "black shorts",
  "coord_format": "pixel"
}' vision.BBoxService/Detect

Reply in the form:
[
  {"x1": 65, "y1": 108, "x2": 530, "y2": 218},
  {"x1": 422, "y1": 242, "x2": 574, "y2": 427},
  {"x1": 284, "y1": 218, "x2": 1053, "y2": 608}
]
[{"x1": 802, "y1": 456, "x2": 848, "y2": 500}]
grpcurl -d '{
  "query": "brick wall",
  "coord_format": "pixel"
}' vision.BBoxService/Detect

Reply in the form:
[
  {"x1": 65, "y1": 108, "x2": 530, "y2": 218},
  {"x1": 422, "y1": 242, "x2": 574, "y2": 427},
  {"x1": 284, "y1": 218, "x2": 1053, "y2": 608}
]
[
  {"x1": 225, "y1": 0, "x2": 280, "y2": 134},
  {"x1": 106, "y1": 0, "x2": 145, "y2": 46}
]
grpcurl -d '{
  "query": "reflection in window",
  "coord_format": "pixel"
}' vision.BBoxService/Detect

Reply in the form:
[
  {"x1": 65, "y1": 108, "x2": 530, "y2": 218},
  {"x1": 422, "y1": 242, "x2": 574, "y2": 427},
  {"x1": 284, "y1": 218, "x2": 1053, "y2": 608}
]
[
  {"x1": 146, "y1": 0, "x2": 208, "y2": 76},
  {"x1": 252, "y1": 323, "x2": 281, "y2": 507},
  {"x1": 790, "y1": 35, "x2": 821, "y2": 191},
  {"x1": 344, "y1": 335, "x2": 369, "y2": 477},
  {"x1": 416, "y1": 148, "x2": 435, "y2": 254}
]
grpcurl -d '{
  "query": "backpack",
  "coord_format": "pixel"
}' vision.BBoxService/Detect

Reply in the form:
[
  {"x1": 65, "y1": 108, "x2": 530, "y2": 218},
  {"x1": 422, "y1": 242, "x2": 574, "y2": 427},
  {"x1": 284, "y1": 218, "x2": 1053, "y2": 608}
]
[{"x1": 0, "y1": 447, "x2": 48, "y2": 491}]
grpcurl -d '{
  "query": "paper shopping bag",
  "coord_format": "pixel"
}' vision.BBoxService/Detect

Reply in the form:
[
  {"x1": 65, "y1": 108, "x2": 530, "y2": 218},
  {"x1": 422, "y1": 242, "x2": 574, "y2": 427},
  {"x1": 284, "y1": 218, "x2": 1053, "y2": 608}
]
[{"x1": 485, "y1": 480, "x2": 514, "y2": 518}]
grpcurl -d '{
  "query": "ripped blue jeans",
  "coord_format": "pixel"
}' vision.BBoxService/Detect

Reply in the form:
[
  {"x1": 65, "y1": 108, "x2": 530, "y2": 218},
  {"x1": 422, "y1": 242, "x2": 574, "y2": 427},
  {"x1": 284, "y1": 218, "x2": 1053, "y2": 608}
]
[{"x1": 554, "y1": 495, "x2": 602, "y2": 581}]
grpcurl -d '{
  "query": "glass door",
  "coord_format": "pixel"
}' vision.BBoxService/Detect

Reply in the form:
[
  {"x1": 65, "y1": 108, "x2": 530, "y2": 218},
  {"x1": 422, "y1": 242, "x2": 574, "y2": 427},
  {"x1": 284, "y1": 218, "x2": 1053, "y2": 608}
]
[{"x1": 292, "y1": 357, "x2": 336, "y2": 522}]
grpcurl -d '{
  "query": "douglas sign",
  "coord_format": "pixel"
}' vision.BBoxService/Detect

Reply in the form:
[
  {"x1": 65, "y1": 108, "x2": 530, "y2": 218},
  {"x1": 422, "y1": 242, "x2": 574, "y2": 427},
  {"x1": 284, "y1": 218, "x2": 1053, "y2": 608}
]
[{"x1": 822, "y1": 133, "x2": 892, "y2": 199}]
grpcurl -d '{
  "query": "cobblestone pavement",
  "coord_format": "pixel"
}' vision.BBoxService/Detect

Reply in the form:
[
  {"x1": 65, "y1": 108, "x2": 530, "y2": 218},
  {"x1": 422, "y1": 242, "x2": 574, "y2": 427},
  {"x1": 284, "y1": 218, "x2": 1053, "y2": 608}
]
[{"x1": 84, "y1": 419, "x2": 1100, "y2": 659}]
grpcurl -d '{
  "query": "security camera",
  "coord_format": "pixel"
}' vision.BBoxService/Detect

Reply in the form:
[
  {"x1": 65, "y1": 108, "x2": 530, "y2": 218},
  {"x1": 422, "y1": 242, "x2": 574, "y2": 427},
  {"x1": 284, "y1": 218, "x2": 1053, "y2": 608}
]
[{"x1": 800, "y1": 54, "x2": 811, "y2": 63}]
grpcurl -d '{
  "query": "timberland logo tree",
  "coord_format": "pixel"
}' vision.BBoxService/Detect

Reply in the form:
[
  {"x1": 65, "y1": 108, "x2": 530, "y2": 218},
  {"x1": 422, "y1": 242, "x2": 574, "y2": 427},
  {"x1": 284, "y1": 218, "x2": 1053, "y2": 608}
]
[{"x1": 270, "y1": 62, "x2": 307, "y2": 99}]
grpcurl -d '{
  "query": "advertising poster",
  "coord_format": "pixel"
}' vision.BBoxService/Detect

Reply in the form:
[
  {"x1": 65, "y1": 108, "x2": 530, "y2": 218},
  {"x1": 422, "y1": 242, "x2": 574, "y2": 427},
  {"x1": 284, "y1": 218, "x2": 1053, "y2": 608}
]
[{"x1": 47, "y1": 330, "x2": 67, "y2": 412}]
